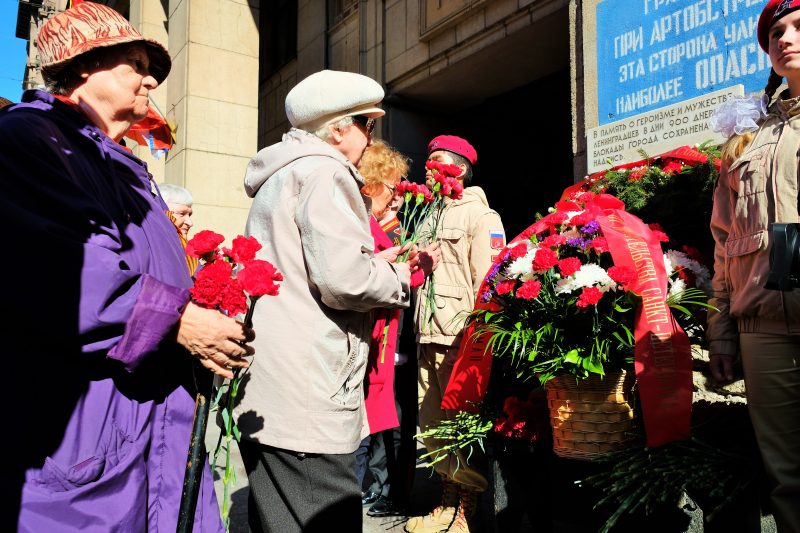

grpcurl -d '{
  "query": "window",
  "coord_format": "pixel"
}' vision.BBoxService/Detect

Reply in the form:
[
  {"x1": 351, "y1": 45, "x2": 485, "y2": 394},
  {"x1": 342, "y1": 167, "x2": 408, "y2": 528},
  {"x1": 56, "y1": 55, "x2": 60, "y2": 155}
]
[
  {"x1": 328, "y1": 0, "x2": 358, "y2": 28},
  {"x1": 262, "y1": 0, "x2": 297, "y2": 77}
]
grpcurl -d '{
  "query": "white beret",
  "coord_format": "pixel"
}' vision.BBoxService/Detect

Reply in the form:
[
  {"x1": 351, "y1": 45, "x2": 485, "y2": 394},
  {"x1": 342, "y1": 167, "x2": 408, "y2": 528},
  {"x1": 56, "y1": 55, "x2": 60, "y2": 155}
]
[{"x1": 285, "y1": 70, "x2": 385, "y2": 132}]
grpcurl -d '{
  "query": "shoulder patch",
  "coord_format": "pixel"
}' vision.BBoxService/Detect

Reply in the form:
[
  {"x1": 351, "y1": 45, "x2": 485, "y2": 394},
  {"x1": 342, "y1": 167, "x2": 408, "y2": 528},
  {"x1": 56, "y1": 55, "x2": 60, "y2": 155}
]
[{"x1": 490, "y1": 230, "x2": 505, "y2": 250}]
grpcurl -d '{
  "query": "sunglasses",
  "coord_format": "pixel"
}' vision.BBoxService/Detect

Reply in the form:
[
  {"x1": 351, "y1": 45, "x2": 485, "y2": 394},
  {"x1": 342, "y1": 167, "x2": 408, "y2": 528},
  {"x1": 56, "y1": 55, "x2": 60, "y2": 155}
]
[{"x1": 352, "y1": 115, "x2": 376, "y2": 135}]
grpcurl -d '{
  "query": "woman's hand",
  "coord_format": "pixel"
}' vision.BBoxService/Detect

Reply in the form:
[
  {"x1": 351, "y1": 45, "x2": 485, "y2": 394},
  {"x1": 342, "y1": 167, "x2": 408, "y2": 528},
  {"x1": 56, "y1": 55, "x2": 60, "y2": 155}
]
[
  {"x1": 376, "y1": 242, "x2": 416, "y2": 264},
  {"x1": 418, "y1": 241, "x2": 441, "y2": 275},
  {"x1": 176, "y1": 301, "x2": 255, "y2": 379},
  {"x1": 709, "y1": 352, "x2": 734, "y2": 383}
]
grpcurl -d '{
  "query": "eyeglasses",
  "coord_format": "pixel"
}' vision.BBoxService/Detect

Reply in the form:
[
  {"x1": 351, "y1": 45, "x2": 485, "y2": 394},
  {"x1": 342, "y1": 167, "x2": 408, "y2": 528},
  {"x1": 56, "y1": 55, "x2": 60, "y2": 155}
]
[
  {"x1": 352, "y1": 115, "x2": 376, "y2": 136},
  {"x1": 383, "y1": 182, "x2": 397, "y2": 195}
]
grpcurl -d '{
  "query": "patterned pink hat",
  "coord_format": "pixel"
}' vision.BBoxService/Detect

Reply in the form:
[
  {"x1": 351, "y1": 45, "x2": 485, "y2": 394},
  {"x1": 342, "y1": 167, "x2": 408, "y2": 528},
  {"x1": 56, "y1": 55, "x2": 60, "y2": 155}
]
[{"x1": 38, "y1": 2, "x2": 171, "y2": 83}]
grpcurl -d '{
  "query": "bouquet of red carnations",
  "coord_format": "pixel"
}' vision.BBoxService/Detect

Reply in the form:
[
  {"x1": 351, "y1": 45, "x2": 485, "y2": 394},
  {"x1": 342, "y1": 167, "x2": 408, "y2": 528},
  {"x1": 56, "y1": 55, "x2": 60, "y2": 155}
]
[
  {"x1": 187, "y1": 230, "x2": 282, "y2": 320},
  {"x1": 395, "y1": 160, "x2": 463, "y2": 253},
  {"x1": 395, "y1": 161, "x2": 464, "y2": 323},
  {"x1": 185, "y1": 230, "x2": 282, "y2": 530}
]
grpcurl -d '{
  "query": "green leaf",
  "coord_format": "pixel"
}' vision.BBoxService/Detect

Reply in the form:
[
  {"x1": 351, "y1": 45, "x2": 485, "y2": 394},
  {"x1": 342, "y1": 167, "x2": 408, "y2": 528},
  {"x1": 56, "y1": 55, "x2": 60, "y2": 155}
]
[{"x1": 563, "y1": 349, "x2": 580, "y2": 365}]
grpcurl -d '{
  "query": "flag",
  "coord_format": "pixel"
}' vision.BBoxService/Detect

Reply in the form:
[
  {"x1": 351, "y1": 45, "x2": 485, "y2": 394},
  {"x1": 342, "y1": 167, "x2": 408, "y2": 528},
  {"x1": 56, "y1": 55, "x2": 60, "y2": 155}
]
[{"x1": 126, "y1": 104, "x2": 175, "y2": 158}]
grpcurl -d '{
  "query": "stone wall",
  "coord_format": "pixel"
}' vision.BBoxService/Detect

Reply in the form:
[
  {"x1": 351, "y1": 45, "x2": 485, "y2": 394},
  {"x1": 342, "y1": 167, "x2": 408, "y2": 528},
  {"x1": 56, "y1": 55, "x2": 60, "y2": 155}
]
[{"x1": 166, "y1": 0, "x2": 260, "y2": 240}]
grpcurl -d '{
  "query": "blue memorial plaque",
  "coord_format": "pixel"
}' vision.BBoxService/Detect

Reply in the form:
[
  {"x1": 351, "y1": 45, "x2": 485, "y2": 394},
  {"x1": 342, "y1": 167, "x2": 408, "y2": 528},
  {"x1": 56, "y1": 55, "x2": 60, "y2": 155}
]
[{"x1": 597, "y1": 0, "x2": 769, "y2": 125}]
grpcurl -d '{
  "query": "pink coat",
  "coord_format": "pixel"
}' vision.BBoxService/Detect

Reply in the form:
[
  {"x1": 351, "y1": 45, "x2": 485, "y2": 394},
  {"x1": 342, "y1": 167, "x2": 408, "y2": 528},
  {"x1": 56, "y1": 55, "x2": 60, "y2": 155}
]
[{"x1": 365, "y1": 217, "x2": 424, "y2": 433}]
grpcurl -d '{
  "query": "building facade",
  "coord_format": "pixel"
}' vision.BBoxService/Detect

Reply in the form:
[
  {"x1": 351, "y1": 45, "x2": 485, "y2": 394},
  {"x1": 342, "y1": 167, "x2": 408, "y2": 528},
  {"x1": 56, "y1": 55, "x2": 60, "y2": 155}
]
[{"x1": 15, "y1": 0, "x2": 765, "y2": 239}]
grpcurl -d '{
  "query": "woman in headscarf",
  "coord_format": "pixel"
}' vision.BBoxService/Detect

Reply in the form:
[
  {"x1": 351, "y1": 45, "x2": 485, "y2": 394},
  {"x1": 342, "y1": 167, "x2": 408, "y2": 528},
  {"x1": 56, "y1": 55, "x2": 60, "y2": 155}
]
[{"x1": 0, "y1": 3, "x2": 251, "y2": 531}]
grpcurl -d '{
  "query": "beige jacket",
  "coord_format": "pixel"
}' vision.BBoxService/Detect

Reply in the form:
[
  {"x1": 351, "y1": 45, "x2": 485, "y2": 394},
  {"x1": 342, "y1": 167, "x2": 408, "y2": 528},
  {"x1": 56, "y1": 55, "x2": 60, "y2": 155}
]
[
  {"x1": 413, "y1": 186, "x2": 505, "y2": 346},
  {"x1": 709, "y1": 95, "x2": 800, "y2": 357},
  {"x1": 236, "y1": 129, "x2": 410, "y2": 454}
]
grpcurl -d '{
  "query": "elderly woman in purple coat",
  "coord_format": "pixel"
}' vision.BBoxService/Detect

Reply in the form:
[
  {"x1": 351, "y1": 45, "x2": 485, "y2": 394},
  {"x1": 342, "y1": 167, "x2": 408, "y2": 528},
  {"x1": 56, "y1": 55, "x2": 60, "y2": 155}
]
[{"x1": 0, "y1": 3, "x2": 252, "y2": 531}]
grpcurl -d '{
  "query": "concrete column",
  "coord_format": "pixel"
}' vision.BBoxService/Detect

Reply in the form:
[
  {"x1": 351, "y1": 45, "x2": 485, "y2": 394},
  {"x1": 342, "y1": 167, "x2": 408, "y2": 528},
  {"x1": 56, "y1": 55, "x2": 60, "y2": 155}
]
[{"x1": 166, "y1": 0, "x2": 260, "y2": 240}]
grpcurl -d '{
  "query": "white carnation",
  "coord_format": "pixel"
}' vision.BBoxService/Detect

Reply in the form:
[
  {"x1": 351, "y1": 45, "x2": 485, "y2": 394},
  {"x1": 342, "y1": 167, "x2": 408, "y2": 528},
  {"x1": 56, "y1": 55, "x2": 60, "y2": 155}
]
[
  {"x1": 554, "y1": 263, "x2": 616, "y2": 294},
  {"x1": 668, "y1": 278, "x2": 687, "y2": 298},
  {"x1": 505, "y1": 245, "x2": 537, "y2": 279},
  {"x1": 664, "y1": 250, "x2": 711, "y2": 292}
]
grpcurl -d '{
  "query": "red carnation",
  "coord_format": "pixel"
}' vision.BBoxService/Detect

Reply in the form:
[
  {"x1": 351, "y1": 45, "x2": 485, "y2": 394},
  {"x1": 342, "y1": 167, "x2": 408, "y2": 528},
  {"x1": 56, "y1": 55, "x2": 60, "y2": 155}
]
[
  {"x1": 608, "y1": 266, "x2": 636, "y2": 287},
  {"x1": 576, "y1": 286, "x2": 603, "y2": 308},
  {"x1": 415, "y1": 184, "x2": 433, "y2": 205},
  {"x1": 628, "y1": 167, "x2": 647, "y2": 181},
  {"x1": 451, "y1": 180, "x2": 464, "y2": 199},
  {"x1": 516, "y1": 280, "x2": 541, "y2": 300},
  {"x1": 220, "y1": 277, "x2": 248, "y2": 316},
  {"x1": 186, "y1": 230, "x2": 225, "y2": 259},
  {"x1": 558, "y1": 257, "x2": 582, "y2": 277},
  {"x1": 532, "y1": 248, "x2": 559, "y2": 272},
  {"x1": 661, "y1": 160, "x2": 683, "y2": 175},
  {"x1": 540, "y1": 234, "x2": 567, "y2": 248},
  {"x1": 577, "y1": 191, "x2": 596, "y2": 203},
  {"x1": 569, "y1": 212, "x2": 594, "y2": 227},
  {"x1": 433, "y1": 173, "x2": 452, "y2": 196},
  {"x1": 591, "y1": 237, "x2": 609, "y2": 253},
  {"x1": 545, "y1": 212, "x2": 569, "y2": 226},
  {"x1": 425, "y1": 160, "x2": 461, "y2": 178},
  {"x1": 224, "y1": 235, "x2": 262, "y2": 263},
  {"x1": 190, "y1": 260, "x2": 233, "y2": 307},
  {"x1": 509, "y1": 242, "x2": 528, "y2": 260},
  {"x1": 238, "y1": 259, "x2": 283, "y2": 297},
  {"x1": 495, "y1": 279, "x2": 516, "y2": 295},
  {"x1": 397, "y1": 181, "x2": 417, "y2": 196}
]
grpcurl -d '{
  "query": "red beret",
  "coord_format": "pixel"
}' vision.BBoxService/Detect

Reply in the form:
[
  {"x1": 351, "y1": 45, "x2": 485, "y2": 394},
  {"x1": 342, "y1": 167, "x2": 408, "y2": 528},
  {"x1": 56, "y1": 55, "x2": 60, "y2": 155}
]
[
  {"x1": 758, "y1": 0, "x2": 800, "y2": 52},
  {"x1": 427, "y1": 135, "x2": 477, "y2": 165}
]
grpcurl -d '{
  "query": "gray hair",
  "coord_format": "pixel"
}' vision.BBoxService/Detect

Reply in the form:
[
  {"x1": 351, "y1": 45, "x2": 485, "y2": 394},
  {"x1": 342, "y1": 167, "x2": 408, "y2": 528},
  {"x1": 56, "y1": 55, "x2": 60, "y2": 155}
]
[
  {"x1": 159, "y1": 183, "x2": 193, "y2": 206},
  {"x1": 313, "y1": 116, "x2": 354, "y2": 141}
]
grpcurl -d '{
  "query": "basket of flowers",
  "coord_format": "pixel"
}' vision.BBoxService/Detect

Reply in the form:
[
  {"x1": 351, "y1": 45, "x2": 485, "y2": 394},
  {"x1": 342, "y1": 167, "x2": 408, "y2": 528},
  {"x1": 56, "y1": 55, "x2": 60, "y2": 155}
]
[{"x1": 450, "y1": 191, "x2": 712, "y2": 461}]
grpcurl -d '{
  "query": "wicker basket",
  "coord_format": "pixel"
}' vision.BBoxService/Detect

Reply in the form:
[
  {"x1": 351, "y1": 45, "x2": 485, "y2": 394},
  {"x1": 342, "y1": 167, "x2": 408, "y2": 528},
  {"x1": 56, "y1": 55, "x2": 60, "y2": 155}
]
[{"x1": 545, "y1": 370, "x2": 636, "y2": 460}]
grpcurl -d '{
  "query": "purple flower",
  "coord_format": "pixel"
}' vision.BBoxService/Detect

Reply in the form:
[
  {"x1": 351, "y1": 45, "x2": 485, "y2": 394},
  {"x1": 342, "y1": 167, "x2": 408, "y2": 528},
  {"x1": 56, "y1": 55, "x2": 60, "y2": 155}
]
[
  {"x1": 567, "y1": 237, "x2": 587, "y2": 247},
  {"x1": 484, "y1": 255, "x2": 505, "y2": 284},
  {"x1": 581, "y1": 220, "x2": 600, "y2": 234},
  {"x1": 481, "y1": 289, "x2": 494, "y2": 303}
]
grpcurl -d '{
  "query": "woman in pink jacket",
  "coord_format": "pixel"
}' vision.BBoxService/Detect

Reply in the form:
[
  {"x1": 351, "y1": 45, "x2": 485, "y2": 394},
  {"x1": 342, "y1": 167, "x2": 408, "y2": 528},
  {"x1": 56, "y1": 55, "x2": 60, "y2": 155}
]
[{"x1": 357, "y1": 141, "x2": 440, "y2": 517}]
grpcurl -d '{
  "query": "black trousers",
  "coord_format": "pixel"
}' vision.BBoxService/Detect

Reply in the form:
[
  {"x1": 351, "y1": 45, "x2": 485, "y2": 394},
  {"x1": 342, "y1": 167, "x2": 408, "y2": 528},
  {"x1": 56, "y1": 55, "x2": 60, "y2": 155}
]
[{"x1": 240, "y1": 440, "x2": 361, "y2": 533}]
